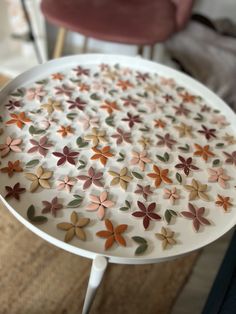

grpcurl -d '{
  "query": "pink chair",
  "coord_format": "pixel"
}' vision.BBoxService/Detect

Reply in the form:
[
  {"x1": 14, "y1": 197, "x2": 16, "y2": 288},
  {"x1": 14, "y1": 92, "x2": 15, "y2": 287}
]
[{"x1": 41, "y1": 0, "x2": 194, "y2": 59}]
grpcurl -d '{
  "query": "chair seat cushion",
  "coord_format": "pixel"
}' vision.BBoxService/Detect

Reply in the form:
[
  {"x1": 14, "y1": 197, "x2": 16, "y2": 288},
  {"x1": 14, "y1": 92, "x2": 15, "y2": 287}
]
[{"x1": 41, "y1": 0, "x2": 177, "y2": 45}]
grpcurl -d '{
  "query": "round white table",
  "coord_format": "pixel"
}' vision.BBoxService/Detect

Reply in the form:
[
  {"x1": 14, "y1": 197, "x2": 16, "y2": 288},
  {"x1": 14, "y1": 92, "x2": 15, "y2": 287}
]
[{"x1": 0, "y1": 54, "x2": 235, "y2": 313}]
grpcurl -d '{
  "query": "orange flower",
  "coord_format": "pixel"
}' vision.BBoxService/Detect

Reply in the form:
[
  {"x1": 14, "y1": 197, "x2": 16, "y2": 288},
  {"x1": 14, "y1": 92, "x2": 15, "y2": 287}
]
[
  {"x1": 194, "y1": 144, "x2": 215, "y2": 161},
  {"x1": 96, "y1": 219, "x2": 127, "y2": 250},
  {"x1": 179, "y1": 92, "x2": 196, "y2": 103},
  {"x1": 91, "y1": 146, "x2": 113, "y2": 166},
  {"x1": 51, "y1": 72, "x2": 64, "y2": 80},
  {"x1": 215, "y1": 194, "x2": 232, "y2": 212},
  {"x1": 100, "y1": 101, "x2": 119, "y2": 114},
  {"x1": 154, "y1": 119, "x2": 166, "y2": 128},
  {"x1": 78, "y1": 83, "x2": 90, "y2": 92},
  {"x1": 148, "y1": 165, "x2": 172, "y2": 187},
  {"x1": 6, "y1": 112, "x2": 31, "y2": 129},
  {"x1": 1, "y1": 160, "x2": 23, "y2": 177},
  {"x1": 116, "y1": 80, "x2": 134, "y2": 91},
  {"x1": 57, "y1": 125, "x2": 74, "y2": 137}
]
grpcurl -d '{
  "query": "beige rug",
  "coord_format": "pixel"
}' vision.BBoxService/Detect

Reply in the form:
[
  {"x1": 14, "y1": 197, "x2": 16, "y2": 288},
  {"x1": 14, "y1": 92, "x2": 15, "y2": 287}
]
[{"x1": 0, "y1": 75, "x2": 199, "y2": 313}]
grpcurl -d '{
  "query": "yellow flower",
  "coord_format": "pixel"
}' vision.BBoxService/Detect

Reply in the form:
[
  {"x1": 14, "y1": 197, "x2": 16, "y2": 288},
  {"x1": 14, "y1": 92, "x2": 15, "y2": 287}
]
[
  {"x1": 108, "y1": 167, "x2": 132, "y2": 190},
  {"x1": 85, "y1": 128, "x2": 107, "y2": 146}
]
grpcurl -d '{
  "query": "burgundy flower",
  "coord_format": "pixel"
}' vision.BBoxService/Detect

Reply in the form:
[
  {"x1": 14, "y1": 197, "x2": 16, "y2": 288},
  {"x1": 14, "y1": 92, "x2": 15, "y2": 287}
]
[
  {"x1": 77, "y1": 167, "x2": 103, "y2": 189},
  {"x1": 201, "y1": 105, "x2": 211, "y2": 112},
  {"x1": 54, "y1": 84, "x2": 74, "y2": 97},
  {"x1": 223, "y1": 151, "x2": 236, "y2": 166},
  {"x1": 73, "y1": 66, "x2": 90, "y2": 76},
  {"x1": 122, "y1": 112, "x2": 142, "y2": 128},
  {"x1": 67, "y1": 97, "x2": 86, "y2": 111},
  {"x1": 53, "y1": 146, "x2": 79, "y2": 166},
  {"x1": 162, "y1": 94, "x2": 174, "y2": 103},
  {"x1": 156, "y1": 133, "x2": 177, "y2": 149},
  {"x1": 136, "y1": 71, "x2": 150, "y2": 81},
  {"x1": 198, "y1": 125, "x2": 216, "y2": 140},
  {"x1": 41, "y1": 197, "x2": 63, "y2": 217},
  {"x1": 111, "y1": 128, "x2": 132, "y2": 145},
  {"x1": 175, "y1": 155, "x2": 199, "y2": 176},
  {"x1": 132, "y1": 201, "x2": 161, "y2": 230},
  {"x1": 181, "y1": 203, "x2": 210, "y2": 232},
  {"x1": 28, "y1": 136, "x2": 52, "y2": 157},
  {"x1": 5, "y1": 100, "x2": 21, "y2": 111},
  {"x1": 5, "y1": 182, "x2": 25, "y2": 200},
  {"x1": 173, "y1": 104, "x2": 190, "y2": 116},
  {"x1": 121, "y1": 96, "x2": 139, "y2": 108},
  {"x1": 134, "y1": 184, "x2": 153, "y2": 201}
]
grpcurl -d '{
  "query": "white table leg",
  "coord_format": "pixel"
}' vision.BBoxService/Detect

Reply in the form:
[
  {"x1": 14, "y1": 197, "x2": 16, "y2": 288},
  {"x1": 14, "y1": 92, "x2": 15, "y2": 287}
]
[{"x1": 82, "y1": 255, "x2": 108, "y2": 314}]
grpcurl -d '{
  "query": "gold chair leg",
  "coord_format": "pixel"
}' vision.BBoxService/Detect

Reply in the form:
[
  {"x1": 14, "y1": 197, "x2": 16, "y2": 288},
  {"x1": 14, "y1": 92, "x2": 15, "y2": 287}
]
[
  {"x1": 150, "y1": 44, "x2": 155, "y2": 60},
  {"x1": 53, "y1": 27, "x2": 67, "y2": 59},
  {"x1": 82, "y1": 37, "x2": 89, "y2": 53},
  {"x1": 138, "y1": 45, "x2": 144, "y2": 56}
]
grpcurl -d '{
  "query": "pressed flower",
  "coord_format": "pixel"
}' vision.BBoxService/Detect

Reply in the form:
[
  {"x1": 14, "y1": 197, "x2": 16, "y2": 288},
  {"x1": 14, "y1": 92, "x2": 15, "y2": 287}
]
[
  {"x1": 51, "y1": 72, "x2": 64, "y2": 80},
  {"x1": 208, "y1": 168, "x2": 230, "y2": 188},
  {"x1": 173, "y1": 104, "x2": 190, "y2": 116},
  {"x1": 91, "y1": 146, "x2": 113, "y2": 166},
  {"x1": 79, "y1": 114, "x2": 99, "y2": 130},
  {"x1": 57, "y1": 176, "x2": 76, "y2": 192},
  {"x1": 130, "y1": 151, "x2": 151, "y2": 171},
  {"x1": 53, "y1": 146, "x2": 79, "y2": 166},
  {"x1": 78, "y1": 82, "x2": 90, "y2": 92},
  {"x1": 121, "y1": 96, "x2": 139, "y2": 108},
  {"x1": 100, "y1": 100, "x2": 119, "y2": 114},
  {"x1": 57, "y1": 125, "x2": 74, "y2": 137},
  {"x1": 194, "y1": 144, "x2": 215, "y2": 162},
  {"x1": 5, "y1": 182, "x2": 26, "y2": 200},
  {"x1": 122, "y1": 112, "x2": 142, "y2": 128},
  {"x1": 181, "y1": 203, "x2": 210, "y2": 232},
  {"x1": 116, "y1": 79, "x2": 133, "y2": 91},
  {"x1": 41, "y1": 99, "x2": 62, "y2": 114},
  {"x1": 156, "y1": 133, "x2": 177, "y2": 149},
  {"x1": 136, "y1": 71, "x2": 150, "y2": 81},
  {"x1": 73, "y1": 65, "x2": 90, "y2": 76},
  {"x1": 222, "y1": 133, "x2": 236, "y2": 145},
  {"x1": 1, "y1": 160, "x2": 23, "y2": 177},
  {"x1": 163, "y1": 187, "x2": 180, "y2": 204},
  {"x1": 198, "y1": 125, "x2": 216, "y2": 140},
  {"x1": 111, "y1": 128, "x2": 132, "y2": 145},
  {"x1": 108, "y1": 167, "x2": 132, "y2": 190},
  {"x1": 67, "y1": 97, "x2": 86, "y2": 111},
  {"x1": 77, "y1": 167, "x2": 103, "y2": 189},
  {"x1": 57, "y1": 211, "x2": 90, "y2": 242},
  {"x1": 41, "y1": 197, "x2": 63, "y2": 217},
  {"x1": 145, "y1": 83, "x2": 161, "y2": 94},
  {"x1": 179, "y1": 92, "x2": 196, "y2": 103},
  {"x1": 162, "y1": 94, "x2": 174, "y2": 103},
  {"x1": 25, "y1": 166, "x2": 53, "y2": 192},
  {"x1": 215, "y1": 194, "x2": 232, "y2": 212},
  {"x1": 223, "y1": 151, "x2": 236, "y2": 166},
  {"x1": 138, "y1": 136, "x2": 152, "y2": 149},
  {"x1": 184, "y1": 179, "x2": 210, "y2": 201},
  {"x1": 84, "y1": 128, "x2": 107, "y2": 146},
  {"x1": 0, "y1": 136, "x2": 22, "y2": 157},
  {"x1": 54, "y1": 84, "x2": 74, "y2": 97},
  {"x1": 132, "y1": 201, "x2": 161, "y2": 230},
  {"x1": 201, "y1": 104, "x2": 211, "y2": 112},
  {"x1": 86, "y1": 191, "x2": 115, "y2": 220},
  {"x1": 96, "y1": 219, "x2": 128, "y2": 250},
  {"x1": 154, "y1": 119, "x2": 166, "y2": 128},
  {"x1": 5, "y1": 100, "x2": 21, "y2": 111},
  {"x1": 28, "y1": 136, "x2": 52, "y2": 157},
  {"x1": 160, "y1": 77, "x2": 176, "y2": 87},
  {"x1": 155, "y1": 227, "x2": 176, "y2": 249},
  {"x1": 6, "y1": 112, "x2": 31, "y2": 129},
  {"x1": 26, "y1": 86, "x2": 46, "y2": 101},
  {"x1": 175, "y1": 155, "x2": 199, "y2": 176},
  {"x1": 147, "y1": 165, "x2": 172, "y2": 187},
  {"x1": 210, "y1": 115, "x2": 229, "y2": 126},
  {"x1": 134, "y1": 184, "x2": 153, "y2": 200},
  {"x1": 174, "y1": 123, "x2": 193, "y2": 137}
]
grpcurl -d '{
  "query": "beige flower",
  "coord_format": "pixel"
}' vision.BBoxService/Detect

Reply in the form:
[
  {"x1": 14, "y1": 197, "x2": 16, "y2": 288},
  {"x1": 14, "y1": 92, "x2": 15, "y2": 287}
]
[
  {"x1": 108, "y1": 167, "x2": 132, "y2": 190},
  {"x1": 130, "y1": 151, "x2": 151, "y2": 171},
  {"x1": 155, "y1": 227, "x2": 176, "y2": 249},
  {"x1": 84, "y1": 128, "x2": 107, "y2": 146},
  {"x1": 222, "y1": 133, "x2": 236, "y2": 145},
  {"x1": 41, "y1": 98, "x2": 62, "y2": 114},
  {"x1": 25, "y1": 166, "x2": 53, "y2": 192},
  {"x1": 174, "y1": 122, "x2": 193, "y2": 137},
  {"x1": 138, "y1": 136, "x2": 152, "y2": 149},
  {"x1": 184, "y1": 179, "x2": 210, "y2": 201}
]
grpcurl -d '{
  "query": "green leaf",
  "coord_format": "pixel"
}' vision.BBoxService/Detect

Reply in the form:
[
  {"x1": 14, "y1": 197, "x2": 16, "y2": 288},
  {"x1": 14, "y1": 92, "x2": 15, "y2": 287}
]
[
  {"x1": 27, "y1": 205, "x2": 48, "y2": 224},
  {"x1": 105, "y1": 116, "x2": 114, "y2": 127},
  {"x1": 66, "y1": 113, "x2": 77, "y2": 120},
  {"x1": 10, "y1": 88, "x2": 25, "y2": 97},
  {"x1": 125, "y1": 200, "x2": 131, "y2": 208},
  {"x1": 216, "y1": 143, "x2": 224, "y2": 148},
  {"x1": 194, "y1": 113, "x2": 204, "y2": 121},
  {"x1": 135, "y1": 244, "x2": 148, "y2": 255},
  {"x1": 108, "y1": 89, "x2": 118, "y2": 96},
  {"x1": 176, "y1": 172, "x2": 182, "y2": 183},
  {"x1": 132, "y1": 236, "x2": 147, "y2": 244},
  {"x1": 132, "y1": 171, "x2": 143, "y2": 179},
  {"x1": 67, "y1": 198, "x2": 83, "y2": 208},
  {"x1": 117, "y1": 152, "x2": 125, "y2": 162},
  {"x1": 119, "y1": 207, "x2": 129, "y2": 211},
  {"x1": 77, "y1": 160, "x2": 86, "y2": 170},
  {"x1": 164, "y1": 152, "x2": 169, "y2": 162},
  {"x1": 213, "y1": 109, "x2": 220, "y2": 114},
  {"x1": 36, "y1": 79, "x2": 48, "y2": 85},
  {"x1": 138, "y1": 109, "x2": 147, "y2": 113},
  {"x1": 90, "y1": 93, "x2": 101, "y2": 101},
  {"x1": 139, "y1": 126, "x2": 149, "y2": 132},
  {"x1": 25, "y1": 159, "x2": 40, "y2": 168},
  {"x1": 165, "y1": 115, "x2": 176, "y2": 123},
  {"x1": 76, "y1": 137, "x2": 88, "y2": 148},
  {"x1": 29, "y1": 125, "x2": 45, "y2": 135},
  {"x1": 178, "y1": 144, "x2": 190, "y2": 152},
  {"x1": 73, "y1": 194, "x2": 83, "y2": 199},
  {"x1": 164, "y1": 209, "x2": 177, "y2": 224},
  {"x1": 156, "y1": 155, "x2": 166, "y2": 162},
  {"x1": 212, "y1": 159, "x2": 220, "y2": 167}
]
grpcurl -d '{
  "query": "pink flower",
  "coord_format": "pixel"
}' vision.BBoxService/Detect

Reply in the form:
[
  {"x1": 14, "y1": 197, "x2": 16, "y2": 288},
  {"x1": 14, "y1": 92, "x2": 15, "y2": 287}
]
[
  {"x1": 57, "y1": 176, "x2": 75, "y2": 192},
  {"x1": 111, "y1": 128, "x2": 132, "y2": 145},
  {"x1": 28, "y1": 136, "x2": 52, "y2": 157},
  {"x1": 130, "y1": 151, "x2": 151, "y2": 171},
  {"x1": 79, "y1": 114, "x2": 99, "y2": 130},
  {"x1": 26, "y1": 86, "x2": 46, "y2": 101},
  {"x1": 0, "y1": 136, "x2": 22, "y2": 157},
  {"x1": 86, "y1": 191, "x2": 115, "y2": 220},
  {"x1": 77, "y1": 167, "x2": 103, "y2": 189},
  {"x1": 208, "y1": 168, "x2": 230, "y2": 188},
  {"x1": 210, "y1": 115, "x2": 229, "y2": 127},
  {"x1": 181, "y1": 203, "x2": 210, "y2": 232},
  {"x1": 163, "y1": 187, "x2": 180, "y2": 204}
]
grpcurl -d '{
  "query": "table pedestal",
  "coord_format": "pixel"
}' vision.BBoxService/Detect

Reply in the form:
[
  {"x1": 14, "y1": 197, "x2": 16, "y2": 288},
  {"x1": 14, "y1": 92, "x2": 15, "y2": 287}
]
[{"x1": 82, "y1": 256, "x2": 108, "y2": 314}]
